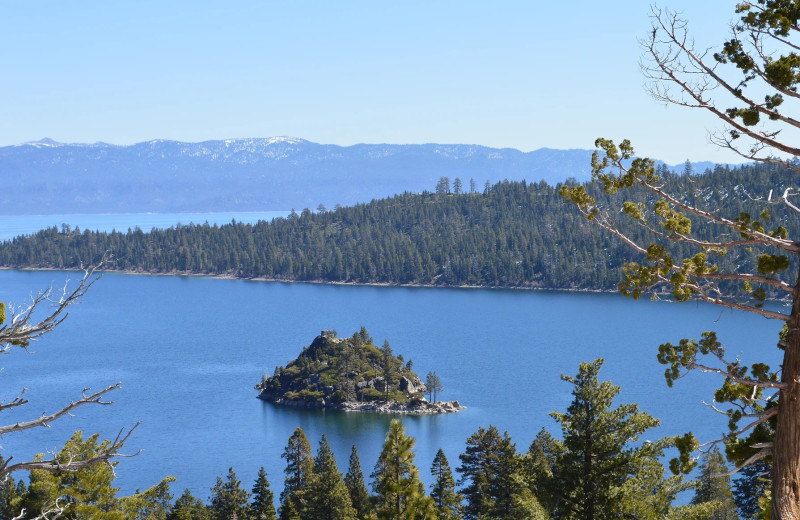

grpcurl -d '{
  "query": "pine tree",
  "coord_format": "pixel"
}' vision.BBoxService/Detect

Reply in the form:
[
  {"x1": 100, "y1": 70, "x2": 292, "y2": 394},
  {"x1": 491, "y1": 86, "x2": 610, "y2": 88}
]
[
  {"x1": 544, "y1": 359, "x2": 670, "y2": 520},
  {"x1": 251, "y1": 467, "x2": 277, "y2": 520},
  {"x1": 279, "y1": 427, "x2": 314, "y2": 520},
  {"x1": 168, "y1": 489, "x2": 210, "y2": 520},
  {"x1": 209, "y1": 467, "x2": 251, "y2": 520},
  {"x1": 457, "y1": 425, "x2": 529, "y2": 520},
  {"x1": 23, "y1": 431, "x2": 124, "y2": 520},
  {"x1": 692, "y1": 447, "x2": 738, "y2": 520},
  {"x1": 344, "y1": 445, "x2": 374, "y2": 520},
  {"x1": 733, "y1": 459, "x2": 771, "y2": 520},
  {"x1": 371, "y1": 419, "x2": 435, "y2": 520},
  {"x1": 306, "y1": 435, "x2": 357, "y2": 520},
  {"x1": 429, "y1": 449, "x2": 462, "y2": 520},
  {"x1": 0, "y1": 469, "x2": 22, "y2": 520},
  {"x1": 120, "y1": 475, "x2": 176, "y2": 520}
]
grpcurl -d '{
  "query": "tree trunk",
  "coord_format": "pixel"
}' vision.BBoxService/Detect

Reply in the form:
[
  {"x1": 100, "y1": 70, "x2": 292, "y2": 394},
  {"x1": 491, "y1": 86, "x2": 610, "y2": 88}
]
[{"x1": 773, "y1": 278, "x2": 800, "y2": 520}]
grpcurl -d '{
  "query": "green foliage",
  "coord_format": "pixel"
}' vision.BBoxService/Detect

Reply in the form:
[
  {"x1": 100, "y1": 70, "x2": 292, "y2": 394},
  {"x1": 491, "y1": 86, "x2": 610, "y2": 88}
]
[
  {"x1": 209, "y1": 467, "x2": 250, "y2": 520},
  {"x1": 251, "y1": 467, "x2": 277, "y2": 520},
  {"x1": 371, "y1": 420, "x2": 435, "y2": 520},
  {"x1": 280, "y1": 428, "x2": 314, "y2": 520},
  {"x1": 5, "y1": 164, "x2": 796, "y2": 293},
  {"x1": 306, "y1": 435, "x2": 357, "y2": 520},
  {"x1": 344, "y1": 446, "x2": 374, "y2": 520},
  {"x1": 24, "y1": 430, "x2": 124, "y2": 520},
  {"x1": 691, "y1": 447, "x2": 738, "y2": 520},
  {"x1": 0, "y1": 468, "x2": 24, "y2": 520},
  {"x1": 258, "y1": 329, "x2": 427, "y2": 407},
  {"x1": 168, "y1": 489, "x2": 210, "y2": 520},
  {"x1": 535, "y1": 359, "x2": 691, "y2": 520},
  {"x1": 733, "y1": 459, "x2": 771, "y2": 520},
  {"x1": 425, "y1": 372, "x2": 442, "y2": 403},
  {"x1": 430, "y1": 449, "x2": 462, "y2": 520},
  {"x1": 457, "y1": 425, "x2": 533, "y2": 520},
  {"x1": 120, "y1": 476, "x2": 177, "y2": 520}
]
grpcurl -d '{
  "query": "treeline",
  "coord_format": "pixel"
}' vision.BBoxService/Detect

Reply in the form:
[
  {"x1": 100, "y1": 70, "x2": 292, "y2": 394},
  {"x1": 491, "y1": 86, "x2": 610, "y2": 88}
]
[
  {"x1": 0, "y1": 359, "x2": 763, "y2": 519},
  {"x1": 0, "y1": 161, "x2": 796, "y2": 291}
]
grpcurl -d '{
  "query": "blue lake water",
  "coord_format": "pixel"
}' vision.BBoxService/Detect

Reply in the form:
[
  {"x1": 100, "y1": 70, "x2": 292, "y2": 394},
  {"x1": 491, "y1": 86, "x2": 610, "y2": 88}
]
[
  {"x1": 0, "y1": 211, "x2": 291, "y2": 241},
  {"x1": 0, "y1": 270, "x2": 785, "y2": 501}
]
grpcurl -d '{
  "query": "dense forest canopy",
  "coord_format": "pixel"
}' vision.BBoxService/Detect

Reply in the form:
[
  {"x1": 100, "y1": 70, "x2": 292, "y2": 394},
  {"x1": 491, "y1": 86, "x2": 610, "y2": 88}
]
[{"x1": 0, "y1": 162, "x2": 796, "y2": 295}]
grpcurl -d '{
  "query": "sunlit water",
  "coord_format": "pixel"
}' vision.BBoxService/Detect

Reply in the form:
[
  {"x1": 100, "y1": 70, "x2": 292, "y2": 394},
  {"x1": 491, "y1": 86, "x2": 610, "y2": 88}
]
[{"x1": 0, "y1": 270, "x2": 783, "y2": 500}]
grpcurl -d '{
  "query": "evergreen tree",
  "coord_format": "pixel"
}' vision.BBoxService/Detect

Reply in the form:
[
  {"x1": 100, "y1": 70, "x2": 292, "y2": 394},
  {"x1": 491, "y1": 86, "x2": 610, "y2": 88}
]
[
  {"x1": 251, "y1": 467, "x2": 277, "y2": 520},
  {"x1": 559, "y1": 2, "x2": 800, "y2": 515},
  {"x1": 24, "y1": 431, "x2": 124, "y2": 520},
  {"x1": 279, "y1": 427, "x2": 314, "y2": 520},
  {"x1": 168, "y1": 489, "x2": 210, "y2": 520},
  {"x1": 381, "y1": 340, "x2": 398, "y2": 401},
  {"x1": 209, "y1": 467, "x2": 250, "y2": 520},
  {"x1": 0, "y1": 470, "x2": 22, "y2": 520},
  {"x1": 692, "y1": 447, "x2": 738, "y2": 520},
  {"x1": 371, "y1": 420, "x2": 435, "y2": 520},
  {"x1": 733, "y1": 459, "x2": 771, "y2": 520},
  {"x1": 121, "y1": 476, "x2": 177, "y2": 520},
  {"x1": 429, "y1": 449, "x2": 462, "y2": 520},
  {"x1": 545, "y1": 359, "x2": 663, "y2": 520},
  {"x1": 344, "y1": 445, "x2": 373, "y2": 520},
  {"x1": 457, "y1": 425, "x2": 529, "y2": 520},
  {"x1": 306, "y1": 435, "x2": 357, "y2": 520},
  {"x1": 425, "y1": 372, "x2": 442, "y2": 403}
]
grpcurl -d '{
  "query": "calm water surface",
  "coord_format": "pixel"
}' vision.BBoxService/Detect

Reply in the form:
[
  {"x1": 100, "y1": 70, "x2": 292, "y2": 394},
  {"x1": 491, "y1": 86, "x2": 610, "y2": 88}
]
[{"x1": 0, "y1": 270, "x2": 784, "y2": 499}]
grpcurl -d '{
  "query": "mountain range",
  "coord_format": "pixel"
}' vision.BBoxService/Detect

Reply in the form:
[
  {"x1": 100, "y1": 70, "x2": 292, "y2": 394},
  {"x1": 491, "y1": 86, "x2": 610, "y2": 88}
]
[{"x1": 1, "y1": 137, "x2": 720, "y2": 214}]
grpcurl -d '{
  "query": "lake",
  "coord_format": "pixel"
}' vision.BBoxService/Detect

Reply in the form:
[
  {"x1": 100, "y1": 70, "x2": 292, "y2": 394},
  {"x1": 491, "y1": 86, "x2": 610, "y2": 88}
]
[{"x1": 0, "y1": 270, "x2": 784, "y2": 501}]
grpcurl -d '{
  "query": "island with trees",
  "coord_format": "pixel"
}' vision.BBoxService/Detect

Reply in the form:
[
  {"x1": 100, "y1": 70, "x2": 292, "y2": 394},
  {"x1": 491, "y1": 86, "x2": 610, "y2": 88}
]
[{"x1": 255, "y1": 328, "x2": 463, "y2": 414}]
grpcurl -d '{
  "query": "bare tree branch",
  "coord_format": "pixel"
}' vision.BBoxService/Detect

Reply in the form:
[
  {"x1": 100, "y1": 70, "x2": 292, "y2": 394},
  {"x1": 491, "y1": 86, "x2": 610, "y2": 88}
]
[
  {"x1": 0, "y1": 383, "x2": 121, "y2": 436},
  {"x1": 0, "y1": 423, "x2": 140, "y2": 479},
  {"x1": 0, "y1": 264, "x2": 101, "y2": 353}
]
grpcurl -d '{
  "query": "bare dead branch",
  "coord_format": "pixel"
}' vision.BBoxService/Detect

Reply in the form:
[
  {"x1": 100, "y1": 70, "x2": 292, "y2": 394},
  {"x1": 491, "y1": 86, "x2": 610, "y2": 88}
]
[
  {"x1": 0, "y1": 383, "x2": 121, "y2": 436},
  {"x1": 0, "y1": 423, "x2": 140, "y2": 479},
  {"x1": 0, "y1": 265, "x2": 102, "y2": 351},
  {"x1": 0, "y1": 388, "x2": 28, "y2": 412}
]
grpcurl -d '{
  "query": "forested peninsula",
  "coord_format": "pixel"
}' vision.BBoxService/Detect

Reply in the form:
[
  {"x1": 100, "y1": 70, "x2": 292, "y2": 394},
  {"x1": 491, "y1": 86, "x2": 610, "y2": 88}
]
[
  {"x1": 256, "y1": 328, "x2": 462, "y2": 414},
  {"x1": 0, "y1": 161, "x2": 796, "y2": 293}
]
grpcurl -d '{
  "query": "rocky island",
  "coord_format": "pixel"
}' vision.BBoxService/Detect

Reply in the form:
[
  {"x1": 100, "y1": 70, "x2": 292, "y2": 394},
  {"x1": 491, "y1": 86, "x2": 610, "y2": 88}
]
[{"x1": 255, "y1": 328, "x2": 464, "y2": 414}]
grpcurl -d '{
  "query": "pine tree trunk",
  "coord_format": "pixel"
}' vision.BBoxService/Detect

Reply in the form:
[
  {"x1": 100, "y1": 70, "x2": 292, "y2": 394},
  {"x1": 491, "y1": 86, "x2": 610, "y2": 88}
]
[{"x1": 773, "y1": 281, "x2": 800, "y2": 520}]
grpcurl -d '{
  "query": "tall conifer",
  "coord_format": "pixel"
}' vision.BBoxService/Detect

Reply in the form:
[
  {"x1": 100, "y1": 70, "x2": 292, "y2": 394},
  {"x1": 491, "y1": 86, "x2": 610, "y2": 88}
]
[
  {"x1": 280, "y1": 427, "x2": 314, "y2": 520},
  {"x1": 371, "y1": 420, "x2": 435, "y2": 520},
  {"x1": 430, "y1": 449, "x2": 462, "y2": 520},
  {"x1": 209, "y1": 467, "x2": 250, "y2": 520},
  {"x1": 251, "y1": 466, "x2": 277, "y2": 520},
  {"x1": 344, "y1": 445, "x2": 374, "y2": 520},
  {"x1": 306, "y1": 435, "x2": 357, "y2": 520},
  {"x1": 692, "y1": 447, "x2": 738, "y2": 520}
]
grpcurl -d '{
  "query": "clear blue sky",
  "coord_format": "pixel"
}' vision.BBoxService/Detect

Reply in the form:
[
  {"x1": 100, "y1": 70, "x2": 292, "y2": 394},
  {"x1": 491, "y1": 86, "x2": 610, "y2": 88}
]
[{"x1": 1, "y1": 1, "x2": 740, "y2": 163}]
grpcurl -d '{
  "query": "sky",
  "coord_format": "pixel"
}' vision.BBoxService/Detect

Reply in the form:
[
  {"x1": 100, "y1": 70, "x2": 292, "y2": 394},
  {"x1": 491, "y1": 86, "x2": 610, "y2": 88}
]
[{"x1": 0, "y1": 1, "x2": 745, "y2": 163}]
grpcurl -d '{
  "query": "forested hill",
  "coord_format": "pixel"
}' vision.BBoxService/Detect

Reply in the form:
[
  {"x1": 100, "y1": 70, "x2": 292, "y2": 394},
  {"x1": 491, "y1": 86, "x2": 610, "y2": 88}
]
[{"x1": 0, "y1": 162, "x2": 795, "y2": 291}]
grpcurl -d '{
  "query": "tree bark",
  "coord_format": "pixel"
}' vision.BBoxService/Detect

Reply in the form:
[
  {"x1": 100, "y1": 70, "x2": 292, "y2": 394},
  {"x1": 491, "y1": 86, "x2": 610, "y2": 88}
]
[{"x1": 773, "y1": 268, "x2": 800, "y2": 520}]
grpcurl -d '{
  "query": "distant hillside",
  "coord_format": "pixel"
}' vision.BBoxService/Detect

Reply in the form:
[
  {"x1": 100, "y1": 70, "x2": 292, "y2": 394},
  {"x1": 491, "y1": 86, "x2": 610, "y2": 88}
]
[
  {"x1": 0, "y1": 137, "x2": 718, "y2": 214},
  {"x1": 0, "y1": 161, "x2": 792, "y2": 293}
]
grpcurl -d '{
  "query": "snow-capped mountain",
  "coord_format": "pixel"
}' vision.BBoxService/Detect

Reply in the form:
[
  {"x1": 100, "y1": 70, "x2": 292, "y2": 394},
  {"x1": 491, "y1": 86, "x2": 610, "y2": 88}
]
[{"x1": 0, "y1": 138, "x2": 716, "y2": 214}]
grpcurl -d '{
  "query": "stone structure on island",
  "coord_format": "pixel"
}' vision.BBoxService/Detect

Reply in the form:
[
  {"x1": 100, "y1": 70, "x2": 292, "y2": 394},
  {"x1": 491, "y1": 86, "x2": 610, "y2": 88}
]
[{"x1": 255, "y1": 329, "x2": 464, "y2": 415}]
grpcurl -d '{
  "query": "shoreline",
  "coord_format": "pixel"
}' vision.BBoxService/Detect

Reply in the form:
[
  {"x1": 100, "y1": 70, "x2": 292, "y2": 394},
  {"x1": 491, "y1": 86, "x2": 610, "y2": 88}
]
[
  {"x1": 0, "y1": 265, "x2": 617, "y2": 294},
  {"x1": 260, "y1": 395, "x2": 466, "y2": 415}
]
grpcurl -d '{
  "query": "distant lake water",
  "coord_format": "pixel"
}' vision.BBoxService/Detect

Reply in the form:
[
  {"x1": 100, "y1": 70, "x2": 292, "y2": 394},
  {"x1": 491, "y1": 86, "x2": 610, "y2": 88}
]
[
  {"x1": 0, "y1": 211, "x2": 291, "y2": 241},
  {"x1": 0, "y1": 270, "x2": 784, "y2": 500}
]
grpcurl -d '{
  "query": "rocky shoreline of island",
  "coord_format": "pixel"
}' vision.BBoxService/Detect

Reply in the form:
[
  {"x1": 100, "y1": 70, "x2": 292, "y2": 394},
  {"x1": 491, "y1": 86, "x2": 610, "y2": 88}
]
[{"x1": 260, "y1": 393, "x2": 465, "y2": 415}]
